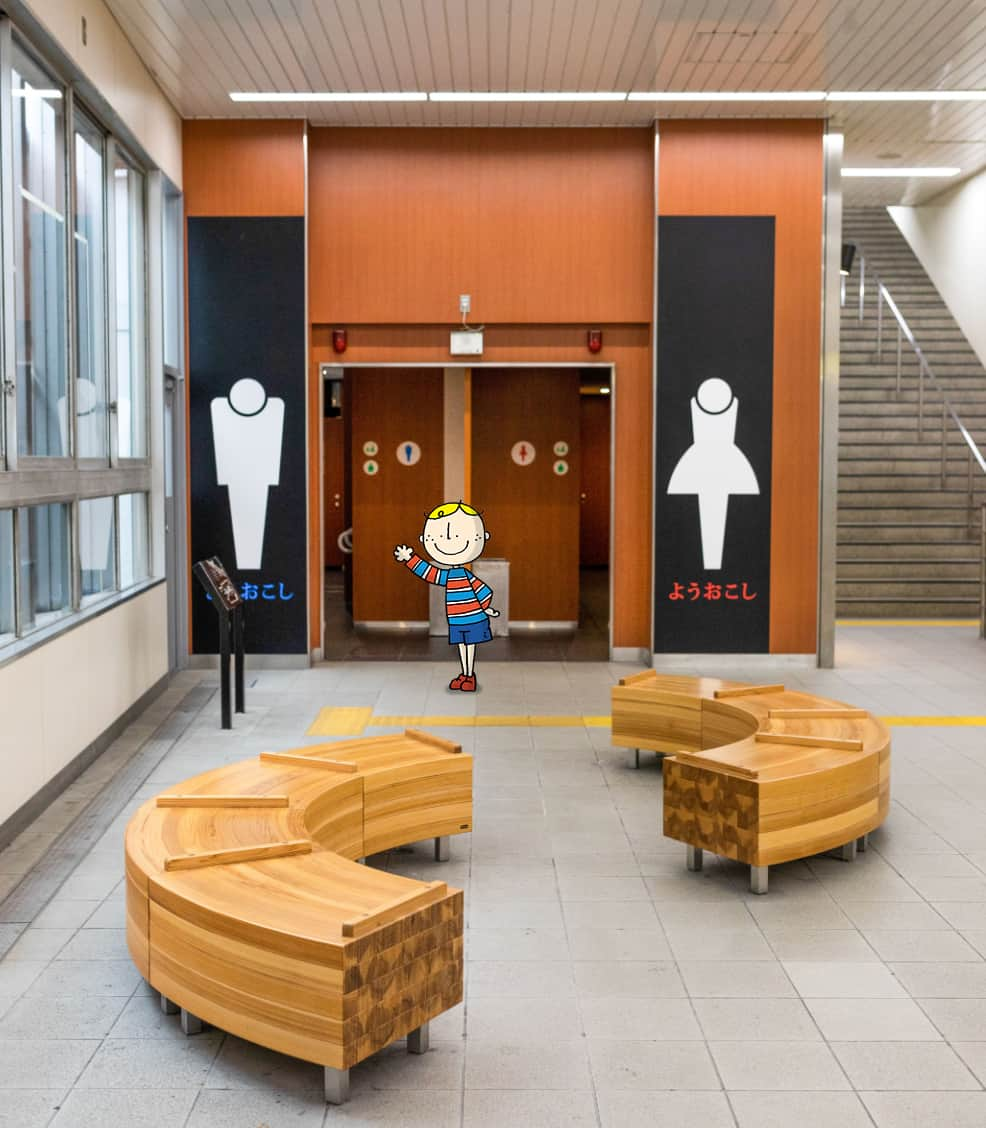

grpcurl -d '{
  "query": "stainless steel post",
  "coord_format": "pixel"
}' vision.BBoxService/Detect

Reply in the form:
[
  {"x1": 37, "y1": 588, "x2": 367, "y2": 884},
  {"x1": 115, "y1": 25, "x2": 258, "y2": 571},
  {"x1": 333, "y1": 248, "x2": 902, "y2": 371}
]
[
  {"x1": 981, "y1": 505, "x2": 986, "y2": 640},
  {"x1": 876, "y1": 287, "x2": 883, "y2": 358},
  {"x1": 858, "y1": 257, "x2": 865, "y2": 321}
]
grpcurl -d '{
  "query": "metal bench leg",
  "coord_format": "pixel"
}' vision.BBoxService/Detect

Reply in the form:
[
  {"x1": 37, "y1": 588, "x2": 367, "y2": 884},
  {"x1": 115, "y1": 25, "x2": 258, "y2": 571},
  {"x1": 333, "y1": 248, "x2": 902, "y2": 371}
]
[
  {"x1": 634, "y1": 748, "x2": 640, "y2": 769},
  {"x1": 686, "y1": 845, "x2": 703, "y2": 872},
  {"x1": 407, "y1": 1021, "x2": 430, "y2": 1055},
  {"x1": 840, "y1": 839, "x2": 858, "y2": 863},
  {"x1": 180, "y1": 1008, "x2": 203, "y2": 1035},
  {"x1": 750, "y1": 865, "x2": 769, "y2": 895},
  {"x1": 857, "y1": 833, "x2": 869, "y2": 852},
  {"x1": 434, "y1": 836, "x2": 450, "y2": 862},
  {"x1": 324, "y1": 1066, "x2": 350, "y2": 1105},
  {"x1": 160, "y1": 994, "x2": 178, "y2": 1015}
]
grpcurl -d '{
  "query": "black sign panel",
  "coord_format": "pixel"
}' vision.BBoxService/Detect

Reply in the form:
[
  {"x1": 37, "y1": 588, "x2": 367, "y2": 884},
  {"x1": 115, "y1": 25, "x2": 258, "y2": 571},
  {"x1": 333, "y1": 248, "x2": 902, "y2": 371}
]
[
  {"x1": 654, "y1": 216, "x2": 774, "y2": 653},
  {"x1": 188, "y1": 217, "x2": 307, "y2": 654}
]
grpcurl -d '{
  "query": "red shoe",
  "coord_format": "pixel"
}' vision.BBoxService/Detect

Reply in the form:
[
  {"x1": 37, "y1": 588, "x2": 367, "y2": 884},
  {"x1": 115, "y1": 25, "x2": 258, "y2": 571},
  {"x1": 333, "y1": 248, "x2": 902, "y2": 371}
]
[
  {"x1": 459, "y1": 675, "x2": 477, "y2": 692},
  {"x1": 449, "y1": 674, "x2": 467, "y2": 690}
]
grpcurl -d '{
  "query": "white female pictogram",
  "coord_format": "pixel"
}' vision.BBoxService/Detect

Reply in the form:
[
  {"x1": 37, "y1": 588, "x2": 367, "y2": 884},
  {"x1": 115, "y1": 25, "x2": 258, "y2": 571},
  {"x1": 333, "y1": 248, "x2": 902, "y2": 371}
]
[{"x1": 667, "y1": 377, "x2": 760, "y2": 570}]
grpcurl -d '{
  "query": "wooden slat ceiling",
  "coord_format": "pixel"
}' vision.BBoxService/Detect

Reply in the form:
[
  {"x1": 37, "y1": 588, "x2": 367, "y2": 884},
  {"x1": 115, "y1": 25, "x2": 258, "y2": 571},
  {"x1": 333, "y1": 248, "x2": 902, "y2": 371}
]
[{"x1": 105, "y1": 0, "x2": 986, "y2": 204}]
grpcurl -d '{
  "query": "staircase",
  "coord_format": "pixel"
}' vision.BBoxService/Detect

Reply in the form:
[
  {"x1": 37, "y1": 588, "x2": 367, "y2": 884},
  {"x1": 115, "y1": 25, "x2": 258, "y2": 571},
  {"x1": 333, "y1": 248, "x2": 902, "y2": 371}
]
[{"x1": 838, "y1": 207, "x2": 986, "y2": 618}]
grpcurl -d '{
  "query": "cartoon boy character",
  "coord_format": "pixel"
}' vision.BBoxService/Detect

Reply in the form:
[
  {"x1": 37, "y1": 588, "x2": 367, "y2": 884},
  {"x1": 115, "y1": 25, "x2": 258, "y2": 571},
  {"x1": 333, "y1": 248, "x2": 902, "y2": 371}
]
[{"x1": 394, "y1": 502, "x2": 499, "y2": 692}]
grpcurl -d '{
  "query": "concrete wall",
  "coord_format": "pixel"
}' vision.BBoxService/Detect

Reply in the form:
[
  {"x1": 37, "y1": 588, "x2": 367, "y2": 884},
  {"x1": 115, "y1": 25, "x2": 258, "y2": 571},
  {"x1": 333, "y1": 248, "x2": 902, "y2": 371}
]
[
  {"x1": 889, "y1": 170, "x2": 986, "y2": 369},
  {"x1": 0, "y1": 585, "x2": 168, "y2": 827},
  {"x1": 21, "y1": 0, "x2": 182, "y2": 185}
]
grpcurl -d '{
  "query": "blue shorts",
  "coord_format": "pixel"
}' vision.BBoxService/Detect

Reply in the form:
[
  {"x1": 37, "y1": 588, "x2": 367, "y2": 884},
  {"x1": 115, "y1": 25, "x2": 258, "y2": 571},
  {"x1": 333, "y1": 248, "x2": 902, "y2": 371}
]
[{"x1": 448, "y1": 619, "x2": 493, "y2": 646}]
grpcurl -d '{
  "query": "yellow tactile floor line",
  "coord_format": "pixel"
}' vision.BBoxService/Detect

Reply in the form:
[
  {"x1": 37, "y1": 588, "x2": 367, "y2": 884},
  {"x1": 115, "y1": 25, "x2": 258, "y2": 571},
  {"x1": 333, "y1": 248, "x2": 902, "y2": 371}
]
[{"x1": 308, "y1": 706, "x2": 986, "y2": 737}]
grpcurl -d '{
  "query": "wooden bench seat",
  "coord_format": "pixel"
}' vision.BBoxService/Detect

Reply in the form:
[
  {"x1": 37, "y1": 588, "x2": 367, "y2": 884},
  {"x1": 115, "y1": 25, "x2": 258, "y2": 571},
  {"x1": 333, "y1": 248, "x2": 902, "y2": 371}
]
[
  {"x1": 611, "y1": 673, "x2": 890, "y2": 893},
  {"x1": 125, "y1": 729, "x2": 472, "y2": 1104}
]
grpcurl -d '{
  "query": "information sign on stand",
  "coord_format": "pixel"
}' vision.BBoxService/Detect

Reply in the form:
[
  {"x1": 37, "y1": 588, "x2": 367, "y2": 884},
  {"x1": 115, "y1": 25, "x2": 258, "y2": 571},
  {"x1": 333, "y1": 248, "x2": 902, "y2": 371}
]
[{"x1": 193, "y1": 556, "x2": 246, "y2": 729}]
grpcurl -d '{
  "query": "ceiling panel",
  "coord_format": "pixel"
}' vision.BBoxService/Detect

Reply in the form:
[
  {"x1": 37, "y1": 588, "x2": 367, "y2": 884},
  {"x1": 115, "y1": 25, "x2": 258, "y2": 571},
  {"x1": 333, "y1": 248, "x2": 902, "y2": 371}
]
[{"x1": 104, "y1": 0, "x2": 986, "y2": 201}]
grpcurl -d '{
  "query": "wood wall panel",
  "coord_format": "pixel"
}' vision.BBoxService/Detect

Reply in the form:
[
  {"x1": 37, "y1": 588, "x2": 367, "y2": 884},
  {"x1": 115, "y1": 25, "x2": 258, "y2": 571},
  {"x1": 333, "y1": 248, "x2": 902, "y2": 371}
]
[
  {"x1": 349, "y1": 369, "x2": 444, "y2": 623},
  {"x1": 580, "y1": 394, "x2": 612, "y2": 567},
  {"x1": 311, "y1": 325, "x2": 652, "y2": 649},
  {"x1": 183, "y1": 120, "x2": 306, "y2": 217},
  {"x1": 657, "y1": 120, "x2": 824, "y2": 654},
  {"x1": 308, "y1": 128, "x2": 654, "y2": 325},
  {"x1": 470, "y1": 368, "x2": 581, "y2": 622}
]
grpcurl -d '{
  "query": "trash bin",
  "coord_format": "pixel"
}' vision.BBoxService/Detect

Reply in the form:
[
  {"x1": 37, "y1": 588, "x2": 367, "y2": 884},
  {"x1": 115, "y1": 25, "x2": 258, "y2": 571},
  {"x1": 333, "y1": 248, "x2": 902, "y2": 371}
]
[{"x1": 429, "y1": 558, "x2": 509, "y2": 638}]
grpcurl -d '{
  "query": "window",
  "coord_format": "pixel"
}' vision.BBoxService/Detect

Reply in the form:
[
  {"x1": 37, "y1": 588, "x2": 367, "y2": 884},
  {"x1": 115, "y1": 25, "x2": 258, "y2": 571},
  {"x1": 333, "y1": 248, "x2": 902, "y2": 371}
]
[
  {"x1": 118, "y1": 491, "x2": 148, "y2": 588},
  {"x1": 113, "y1": 153, "x2": 147, "y2": 459},
  {"x1": 73, "y1": 111, "x2": 109, "y2": 461},
  {"x1": 163, "y1": 189, "x2": 183, "y2": 374},
  {"x1": 18, "y1": 502, "x2": 71, "y2": 632},
  {"x1": 11, "y1": 42, "x2": 68, "y2": 458},
  {"x1": 0, "y1": 23, "x2": 163, "y2": 657},
  {"x1": 79, "y1": 495, "x2": 115, "y2": 601},
  {"x1": 0, "y1": 511, "x2": 14, "y2": 642}
]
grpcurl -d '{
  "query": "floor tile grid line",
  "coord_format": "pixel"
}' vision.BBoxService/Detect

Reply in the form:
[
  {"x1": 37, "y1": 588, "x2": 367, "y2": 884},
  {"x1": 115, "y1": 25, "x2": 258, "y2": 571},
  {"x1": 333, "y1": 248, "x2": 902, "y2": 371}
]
[
  {"x1": 577, "y1": 730, "x2": 649, "y2": 1128},
  {"x1": 0, "y1": 680, "x2": 215, "y2": 926},
  {"x1": 612, "y1": 751, "x2": 861, "y2": 1123}
]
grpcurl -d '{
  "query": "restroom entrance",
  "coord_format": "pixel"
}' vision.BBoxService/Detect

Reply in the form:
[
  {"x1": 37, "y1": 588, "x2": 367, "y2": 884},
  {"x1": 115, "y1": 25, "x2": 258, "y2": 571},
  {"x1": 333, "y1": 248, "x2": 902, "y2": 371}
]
[{"x1": 320, "y1": 364, "x2": 613, "y2": 660}]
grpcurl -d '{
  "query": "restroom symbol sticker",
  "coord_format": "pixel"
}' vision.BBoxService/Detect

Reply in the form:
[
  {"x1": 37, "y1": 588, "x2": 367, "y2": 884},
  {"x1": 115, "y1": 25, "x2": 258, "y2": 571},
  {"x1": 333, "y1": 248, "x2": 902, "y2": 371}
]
[
  {"x1": 511, "y1": 441, "x2": 536, "y2": 466},
  {"x1": 396, "y1": 441, "x2": 421, "y2": 466},
  {"x1": 667, "y1": 377, "x2": 759, "y2": 571}
]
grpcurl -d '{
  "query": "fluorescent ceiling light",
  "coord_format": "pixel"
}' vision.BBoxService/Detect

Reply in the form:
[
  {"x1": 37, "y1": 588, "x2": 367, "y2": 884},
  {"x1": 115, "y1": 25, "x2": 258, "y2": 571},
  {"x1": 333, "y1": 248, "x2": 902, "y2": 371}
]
[
  {"x1": 842, "y1": 167, "x2": 961, "y2": 177},
  {"x1": 829, "y1": 90, "x2": 986, "y2": 102},
  {"x1": 229, "y1": 91, "x2": 427, "y2": 103},
  {"x1": 628, "y1": 91, "x2": 824, "y2": 102},
  {"x1": 429, "y1": 91, "x2": 626, "y2": 102}
]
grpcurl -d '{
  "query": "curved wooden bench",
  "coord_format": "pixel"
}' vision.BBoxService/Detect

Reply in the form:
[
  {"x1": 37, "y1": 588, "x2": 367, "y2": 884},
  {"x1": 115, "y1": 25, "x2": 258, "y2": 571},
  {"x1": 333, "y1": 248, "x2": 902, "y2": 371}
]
[
  {"x1": 611, "y1": 673, "x2": 890, "y2": 893},
  {"x1": 125, "y1": 729, "x2": 472, "y2": 1104}
]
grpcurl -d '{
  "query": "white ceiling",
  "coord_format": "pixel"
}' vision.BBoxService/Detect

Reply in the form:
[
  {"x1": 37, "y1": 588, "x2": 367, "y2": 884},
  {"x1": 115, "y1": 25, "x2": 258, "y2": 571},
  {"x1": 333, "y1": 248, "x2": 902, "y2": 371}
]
[{"x1": 105, "y1": 0, "x2": 986, "y2": 205}]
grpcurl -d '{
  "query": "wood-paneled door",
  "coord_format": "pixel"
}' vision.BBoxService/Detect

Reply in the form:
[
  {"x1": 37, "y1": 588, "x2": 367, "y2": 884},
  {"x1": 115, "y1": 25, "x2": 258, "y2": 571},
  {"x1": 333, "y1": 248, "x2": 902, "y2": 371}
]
[
  {"x1": 471, "y1": 369, "x2": 581, "y2": 623},
  {"x1": 579, "y1": 392, "x2": 611, "y2": 567},
  {"x1": 350, "y1": 369, "x2": 444, "y2": 623},
  {"x1": 323, "y1": 417, "x2": 347, "y2": 568}
]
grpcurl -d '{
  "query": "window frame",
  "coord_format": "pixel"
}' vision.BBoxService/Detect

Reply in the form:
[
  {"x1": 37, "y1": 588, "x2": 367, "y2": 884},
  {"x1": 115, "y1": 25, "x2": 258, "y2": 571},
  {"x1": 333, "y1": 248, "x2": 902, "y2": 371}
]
[{"x1": 0, "y1": 13, "x2": 164, "y2": 666}]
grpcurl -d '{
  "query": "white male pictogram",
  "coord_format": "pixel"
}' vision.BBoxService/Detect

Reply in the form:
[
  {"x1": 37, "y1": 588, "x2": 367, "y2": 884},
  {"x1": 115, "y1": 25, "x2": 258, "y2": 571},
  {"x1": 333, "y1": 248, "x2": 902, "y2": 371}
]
[
  {"x1": 667, "y1": 377, "x2": 759, "y2": 570},
  {"x1": 211, "y1": 377, "x2": 285, "y2": 570}
]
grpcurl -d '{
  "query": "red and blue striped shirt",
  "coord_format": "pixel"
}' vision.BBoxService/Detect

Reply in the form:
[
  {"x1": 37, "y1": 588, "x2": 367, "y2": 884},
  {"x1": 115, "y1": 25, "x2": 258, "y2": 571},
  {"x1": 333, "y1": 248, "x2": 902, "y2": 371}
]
[{"x1": 404, "y1": 554, "x2": 493, "y2": 625}]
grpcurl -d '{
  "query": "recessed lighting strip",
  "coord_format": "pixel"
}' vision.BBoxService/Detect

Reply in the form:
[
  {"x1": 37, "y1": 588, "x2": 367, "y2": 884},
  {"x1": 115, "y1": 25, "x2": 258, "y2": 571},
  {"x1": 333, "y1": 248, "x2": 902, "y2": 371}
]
[
  {"x1": 229, "y1": 92, "x2": 428, "y2": 102},
  {"x1": 429, "y1": 91, "x2": 626, "y2": 102},
  {"x1": 229, "y1": 89, "x2": 986, "y2": 105},
  {"x1": 843, "y1": 167, "x2": 961, "y2": 177},
  {"x1": 628, "y1": 91, "x2": 825, "y2": 102}
]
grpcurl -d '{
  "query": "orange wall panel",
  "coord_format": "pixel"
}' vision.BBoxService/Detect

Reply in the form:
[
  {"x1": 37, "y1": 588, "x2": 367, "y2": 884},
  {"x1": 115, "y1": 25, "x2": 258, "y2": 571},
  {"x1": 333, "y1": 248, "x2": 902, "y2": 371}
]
[
  {"x1": 658, "y1": 120, "x2": 824, "y2": 654},
  {"x1": 183, "y1": 120, "x2": 306, "y2": 217},
  {"x1": 308, "y1": 128, "x2": 654, "y2": 325}
]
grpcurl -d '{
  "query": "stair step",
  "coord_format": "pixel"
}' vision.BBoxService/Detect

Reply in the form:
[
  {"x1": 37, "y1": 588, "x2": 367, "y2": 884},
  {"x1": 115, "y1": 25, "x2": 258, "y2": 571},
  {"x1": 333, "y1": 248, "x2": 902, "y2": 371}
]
[
  {"x1": 838, "y1": 561, "x2": 981, "y2": 579},
  {"x1": 836, "y1": 600, "x2": 979, "y2": 616},
  {"x1": 838, "y1": 542, "x2": 981, "y2": 559}
]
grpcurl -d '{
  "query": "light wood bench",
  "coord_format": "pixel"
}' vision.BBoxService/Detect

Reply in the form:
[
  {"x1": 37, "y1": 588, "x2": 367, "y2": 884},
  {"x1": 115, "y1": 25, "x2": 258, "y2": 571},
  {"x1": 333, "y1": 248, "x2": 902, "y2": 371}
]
[
  {"x1": 611, "y1": 672, "x2": 890, "y2": 893},
  {"x1": 125, "y1": 729, "x2": 472, "y2": 1104}
]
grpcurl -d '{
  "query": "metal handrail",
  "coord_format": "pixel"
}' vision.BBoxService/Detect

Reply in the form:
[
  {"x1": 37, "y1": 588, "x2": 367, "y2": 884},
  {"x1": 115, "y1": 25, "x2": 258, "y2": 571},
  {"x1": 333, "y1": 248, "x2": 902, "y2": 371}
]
[{"x1": 844, "y1": 247, "x2": 986, "y2": 634}]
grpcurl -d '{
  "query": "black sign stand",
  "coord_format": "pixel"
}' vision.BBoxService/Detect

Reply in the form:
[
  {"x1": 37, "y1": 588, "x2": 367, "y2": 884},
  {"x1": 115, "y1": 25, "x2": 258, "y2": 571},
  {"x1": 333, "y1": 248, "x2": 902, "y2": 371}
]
[{"x1": 192, "y1": 557, "x2": 246, "y2": 729}]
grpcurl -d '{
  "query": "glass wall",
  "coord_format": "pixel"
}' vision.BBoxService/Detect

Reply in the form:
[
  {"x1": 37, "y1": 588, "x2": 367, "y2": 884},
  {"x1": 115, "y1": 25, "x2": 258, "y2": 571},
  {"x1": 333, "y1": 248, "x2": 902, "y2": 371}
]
[
  {"x1": 79, "y1": 495, "x2": 116, "y2": 600},
  {"x1": 0, "y1": 511, "x2": 14, "y2": 641},
  {"x1": 118, "y1": 491, "x2": 149, "y2": 588},
  {"x1": 0, "y1": 18, "x2": 166, "y2": 653},
  {"x1": 17, "y1": 502, "x2": 71, "y2": 632},
  {"x1": 11, "y1": 40, "x2": 68, "y2": 459},
  {"x1": 113, "y1": 154, "x2": 147, "y2": 459},
  {"x1": 73, "y1": 110, "x2": 108, "y2": 461}
]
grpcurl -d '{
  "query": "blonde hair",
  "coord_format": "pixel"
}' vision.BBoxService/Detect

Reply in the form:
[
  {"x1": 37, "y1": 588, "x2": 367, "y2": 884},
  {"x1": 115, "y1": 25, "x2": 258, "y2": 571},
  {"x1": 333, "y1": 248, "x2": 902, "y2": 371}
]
[{"x1": 426, "y1": 501, "x2": 480, "y2": 520}]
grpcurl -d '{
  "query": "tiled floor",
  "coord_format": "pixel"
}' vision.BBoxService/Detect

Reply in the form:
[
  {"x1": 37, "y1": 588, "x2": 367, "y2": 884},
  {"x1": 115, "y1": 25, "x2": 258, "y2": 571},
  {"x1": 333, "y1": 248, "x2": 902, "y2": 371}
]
[{"x1": 1, "y1": 624, "x2": 985, "y2": 1126}]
